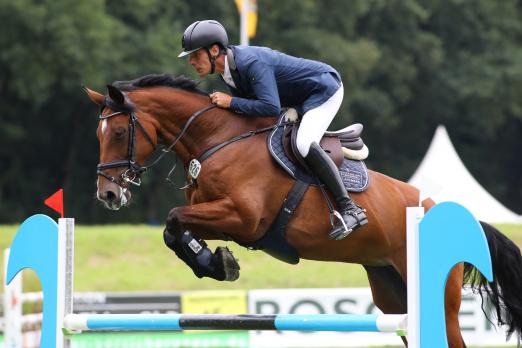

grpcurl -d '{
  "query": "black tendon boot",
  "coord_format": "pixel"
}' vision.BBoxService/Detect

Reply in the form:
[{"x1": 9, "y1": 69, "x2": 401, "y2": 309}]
[
  {"x1": 163, "y1": 229, "x2": 240, "y2": 281},
  {"x1": 305, "y1": 142, "x2": 368, "y2": 240}
]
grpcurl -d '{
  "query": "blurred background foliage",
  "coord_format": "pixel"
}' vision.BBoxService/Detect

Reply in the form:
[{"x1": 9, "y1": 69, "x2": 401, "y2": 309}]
[{"x1": 0, "y1": 0, "x2": 520, "y2": 223}]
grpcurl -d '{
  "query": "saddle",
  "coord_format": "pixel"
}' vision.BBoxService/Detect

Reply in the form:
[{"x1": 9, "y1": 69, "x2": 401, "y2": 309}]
[
  {"x1": 285, "y1": 121, "x2": 368, "y2": 168},
  {"x1": 268, "y1": 110, "x2": 370, "y2": 192}
]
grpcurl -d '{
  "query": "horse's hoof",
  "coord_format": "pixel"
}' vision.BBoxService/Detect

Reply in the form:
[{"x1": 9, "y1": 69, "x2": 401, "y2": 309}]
[{"x1": 215, "y1": 246, "x2": 240, "y2": 281}]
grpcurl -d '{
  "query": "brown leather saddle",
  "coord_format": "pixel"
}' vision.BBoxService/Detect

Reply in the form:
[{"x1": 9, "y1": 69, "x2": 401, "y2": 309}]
[
  {"x1": 267, "y1": 116, "x2": 369, "y2": 190},
  {"x1": 284, "y1": 122, "x2": 366, "y2": 170}
]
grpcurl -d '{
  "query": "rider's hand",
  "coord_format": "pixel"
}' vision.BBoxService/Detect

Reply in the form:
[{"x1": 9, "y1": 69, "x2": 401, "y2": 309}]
[{"x1": 210, "y1": 92, "x2": 232, "y2": 109}]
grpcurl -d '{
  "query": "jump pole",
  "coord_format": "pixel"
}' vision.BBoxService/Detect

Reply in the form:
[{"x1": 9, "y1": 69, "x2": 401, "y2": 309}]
[{"x1": 6, "y1": 202, "x2": 493, "y2": 348}]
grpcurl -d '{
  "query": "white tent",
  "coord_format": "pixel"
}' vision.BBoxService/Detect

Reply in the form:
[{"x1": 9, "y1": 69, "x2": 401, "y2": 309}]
[{"x1": 409, "y1": 125, "x2": 521, "y2": 223}]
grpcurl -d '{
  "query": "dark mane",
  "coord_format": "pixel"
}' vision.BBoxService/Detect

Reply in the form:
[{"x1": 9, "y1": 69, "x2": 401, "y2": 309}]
[{"x1": 113, "y1": 74, "x2": 208, "y2": 95}]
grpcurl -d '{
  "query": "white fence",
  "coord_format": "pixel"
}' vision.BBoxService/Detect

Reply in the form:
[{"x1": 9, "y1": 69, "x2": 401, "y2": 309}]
[{"x1": 248, "y1": 288, "x2": 516, "y2": 347}]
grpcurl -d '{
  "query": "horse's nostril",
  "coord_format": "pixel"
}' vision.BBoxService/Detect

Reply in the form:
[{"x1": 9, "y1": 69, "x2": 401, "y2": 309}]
[{"x1": 105, "y1": 190, "x2": 117, "y2": 202}]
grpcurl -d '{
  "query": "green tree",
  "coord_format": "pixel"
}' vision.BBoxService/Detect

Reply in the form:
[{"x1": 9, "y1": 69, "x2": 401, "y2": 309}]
[{"x1": 0, "y1": 0, "x2": 520, "y2": 223}]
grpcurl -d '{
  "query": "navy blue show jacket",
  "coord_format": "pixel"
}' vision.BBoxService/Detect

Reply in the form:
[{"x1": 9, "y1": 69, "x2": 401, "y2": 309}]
[{"x1": 224, "y1": 45, "x2": 342, "y2": 117}]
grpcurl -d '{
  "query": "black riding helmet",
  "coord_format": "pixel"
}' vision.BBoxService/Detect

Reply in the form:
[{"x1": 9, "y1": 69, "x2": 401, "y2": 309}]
[{"x1": 178, "y1": 20, "x2": 229, "y2": 58}]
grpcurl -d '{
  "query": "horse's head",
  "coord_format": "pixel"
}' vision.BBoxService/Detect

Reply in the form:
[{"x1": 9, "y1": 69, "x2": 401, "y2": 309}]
[{"x1": 85, "y1": 85, "x2": 158, "y2": 210}]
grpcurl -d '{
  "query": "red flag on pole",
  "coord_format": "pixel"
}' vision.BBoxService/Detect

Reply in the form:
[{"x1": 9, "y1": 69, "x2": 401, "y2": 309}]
[{"x1": 44, "y1": 189, "x2": 64, "y2": 218}]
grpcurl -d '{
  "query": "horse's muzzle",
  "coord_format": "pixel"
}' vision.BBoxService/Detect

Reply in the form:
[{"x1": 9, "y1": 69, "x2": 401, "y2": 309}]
[{"x1": 97, "y1": 182, "x2": 132, "y2": 210}]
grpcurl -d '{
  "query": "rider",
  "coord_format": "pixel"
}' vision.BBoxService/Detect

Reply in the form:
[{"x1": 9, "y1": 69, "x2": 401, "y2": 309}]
[{"x1": 178, "y1": 19, "x2": 367, "y2": 240}]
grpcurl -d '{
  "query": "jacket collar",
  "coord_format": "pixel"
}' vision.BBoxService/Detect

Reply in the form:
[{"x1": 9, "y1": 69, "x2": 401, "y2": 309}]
[
  {"x1": 222, "y1": 55, "x2": 237, "y2": 88},
  {"x1": 226, "y1": 47, "x2": 243, "y2": 92}
]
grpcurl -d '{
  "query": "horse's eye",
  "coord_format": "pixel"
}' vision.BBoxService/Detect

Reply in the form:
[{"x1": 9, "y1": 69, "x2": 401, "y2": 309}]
[{"x1": 114, "y1": 127, "x2": 127, "y2": 139}]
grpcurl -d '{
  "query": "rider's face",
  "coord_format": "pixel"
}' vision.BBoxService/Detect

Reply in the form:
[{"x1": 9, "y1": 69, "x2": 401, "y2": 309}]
[{"x1": 189, "y1": 49, "x2": 211, "y2": 77}]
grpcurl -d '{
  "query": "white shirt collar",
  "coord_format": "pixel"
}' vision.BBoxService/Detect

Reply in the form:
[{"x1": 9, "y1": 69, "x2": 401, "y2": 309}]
[{"x1": 221, "y1": 55, "x2": 237, "y2": 89}]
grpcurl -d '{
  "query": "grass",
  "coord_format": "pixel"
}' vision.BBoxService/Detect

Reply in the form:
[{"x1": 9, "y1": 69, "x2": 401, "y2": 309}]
[{"x1": 0, "y1": 223, "x2": 520, "y2": 292}]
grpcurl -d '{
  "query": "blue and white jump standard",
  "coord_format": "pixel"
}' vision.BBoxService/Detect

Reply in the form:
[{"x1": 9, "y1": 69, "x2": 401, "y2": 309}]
[{"x1": 5, "y1": 202, "x2": 494, "y2": 348}]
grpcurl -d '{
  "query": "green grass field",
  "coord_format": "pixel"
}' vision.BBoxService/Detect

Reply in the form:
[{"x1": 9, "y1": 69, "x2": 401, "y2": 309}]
[{"x1": 0, "y1": 223, "x2": 521, "y2": 292}]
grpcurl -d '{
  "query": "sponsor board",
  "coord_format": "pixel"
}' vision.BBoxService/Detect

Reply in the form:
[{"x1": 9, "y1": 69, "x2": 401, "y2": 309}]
[
  {"x1": 70, "y1": 331, "x2": 249, "y2": 348},
  {"x1": 74, "y1": 292, "x2": 181, "y2": 314},
  {"x1": 181, "y1": 290, "x2": 248, "y2": 314},
  {"x1": 1, "y1": 331, "x2": 250, "y2": 348},
  {"x1": 248, "y1": 288, "x2": 518, "y2": 347}
]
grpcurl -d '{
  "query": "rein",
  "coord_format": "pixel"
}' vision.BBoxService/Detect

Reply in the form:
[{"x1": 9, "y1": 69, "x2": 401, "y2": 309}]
[
  {"x1": 98, "y1": 97, "x2": 291, "y2": 188},
  {"x1": 97, "y1": 104, "x2": 216, "y2": 186}
]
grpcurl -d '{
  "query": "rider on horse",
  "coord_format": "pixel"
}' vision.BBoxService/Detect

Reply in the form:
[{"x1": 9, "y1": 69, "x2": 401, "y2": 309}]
[{"x1": 178, "y1": 19, "x2": 367, "y2": 240}]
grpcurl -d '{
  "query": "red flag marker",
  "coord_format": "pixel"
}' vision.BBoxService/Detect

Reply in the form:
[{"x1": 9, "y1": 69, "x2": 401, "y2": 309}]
[{"x1": 44, "y1": 189, "x2": 64, "y2": 218}]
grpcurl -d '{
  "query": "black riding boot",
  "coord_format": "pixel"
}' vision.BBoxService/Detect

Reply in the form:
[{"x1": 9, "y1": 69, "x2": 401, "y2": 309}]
[{"x1": 304, "y1": 142, "x2": 368, "y2": 240}]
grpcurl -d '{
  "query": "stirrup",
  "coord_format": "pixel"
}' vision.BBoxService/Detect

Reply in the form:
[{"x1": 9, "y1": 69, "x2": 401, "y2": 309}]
[{"x1": 329, "y1": 210, "x2": 353, "y2": 240}]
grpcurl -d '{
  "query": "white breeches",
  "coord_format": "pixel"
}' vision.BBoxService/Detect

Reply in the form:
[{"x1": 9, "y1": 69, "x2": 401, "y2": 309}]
[{"x1": 296, "y1": 84, "x2": 344, "y2": 157}]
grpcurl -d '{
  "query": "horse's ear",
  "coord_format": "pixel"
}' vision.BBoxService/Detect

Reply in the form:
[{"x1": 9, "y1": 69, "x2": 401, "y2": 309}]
[
  {"x1": 84, "y1": 87, "x2": 104, "y2": 105},
  {"x1": 107, "y1": 84, "x2": 125, "y2": 105}
]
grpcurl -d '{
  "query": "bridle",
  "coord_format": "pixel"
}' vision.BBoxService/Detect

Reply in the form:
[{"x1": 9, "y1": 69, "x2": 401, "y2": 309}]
[
  {"x1": 96, "y1": 98, "x2": 216, "y2": 187},
  {"x1": 97, "y1": 108, "x2": 156, "y2": 186}
]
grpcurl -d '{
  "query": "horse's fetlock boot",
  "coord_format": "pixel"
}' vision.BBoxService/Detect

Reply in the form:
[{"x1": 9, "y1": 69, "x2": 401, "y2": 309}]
[
  {"x1": 166, "y1": 209, "x2": 182, "y2": 231},
  {"x1": 162, "y1": 228, "x2": 177, "y2": 249}
]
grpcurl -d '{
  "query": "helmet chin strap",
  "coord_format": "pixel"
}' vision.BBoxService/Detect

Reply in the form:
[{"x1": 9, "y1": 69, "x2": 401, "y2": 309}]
[{"x1": 206, "y1": 48, "x2": 217, "y2": 74}]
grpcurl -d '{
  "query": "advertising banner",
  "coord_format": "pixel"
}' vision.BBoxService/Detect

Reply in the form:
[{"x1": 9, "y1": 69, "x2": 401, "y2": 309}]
[
  {"x1": 182, "y1": 290, "x2": 248, "y2": 314},
  {"x1": 248, "y1": 288, "x2": 518, "y2": 347}
]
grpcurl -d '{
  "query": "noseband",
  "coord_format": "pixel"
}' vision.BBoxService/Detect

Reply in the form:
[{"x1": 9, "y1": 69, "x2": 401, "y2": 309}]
[{"x1": 97, "y1": 100, "x2": 216, "y2": 187}]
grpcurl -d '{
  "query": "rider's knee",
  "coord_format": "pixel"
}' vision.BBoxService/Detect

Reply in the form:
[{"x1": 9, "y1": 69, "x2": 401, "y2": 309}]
[{"x1": 295, "y1": 135, "x2": 312, "y2": 157}]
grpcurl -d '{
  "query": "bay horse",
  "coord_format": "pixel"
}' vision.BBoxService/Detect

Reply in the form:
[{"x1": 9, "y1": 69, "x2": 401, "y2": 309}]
[{"x1": 86, "y1": 74, "x2": 522, "y2": 347}]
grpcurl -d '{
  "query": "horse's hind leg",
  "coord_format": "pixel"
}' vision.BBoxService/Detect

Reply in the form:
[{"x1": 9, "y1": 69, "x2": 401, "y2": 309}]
[
  {"x1": 364, "y1": 265, "x2": 408, "y2": 347},
  {"x1": 364, "y1": 265, "x2": 407, "y2": 313},
  {"x1": 445, "y1": 264, "x2": 467, "y2": 348},
  {"x1": 365, "y1": 264, "x2": 466, "y2": 348}
]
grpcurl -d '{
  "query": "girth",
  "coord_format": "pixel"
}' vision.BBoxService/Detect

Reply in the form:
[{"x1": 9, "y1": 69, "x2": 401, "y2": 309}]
[{"x1": 237, "y1": 180, "x2": 308, "y2": 264}]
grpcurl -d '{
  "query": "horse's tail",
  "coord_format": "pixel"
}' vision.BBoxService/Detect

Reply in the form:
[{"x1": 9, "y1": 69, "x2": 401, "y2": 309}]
[{"x1": 464, "y1": 221, "x2": 522, "y2": 341}]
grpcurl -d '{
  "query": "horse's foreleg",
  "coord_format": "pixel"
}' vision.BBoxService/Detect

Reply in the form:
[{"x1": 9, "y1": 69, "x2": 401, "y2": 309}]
[
  {"x1": 390, "y1": 252, "x2": 466, "y2": 348},
  {"x1": 163, "y1": 227, "x2": 240, "y2": 281},
  {"x1": 163, "y1": 198, "x2": 247, "y2": 282}
]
